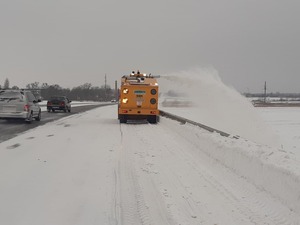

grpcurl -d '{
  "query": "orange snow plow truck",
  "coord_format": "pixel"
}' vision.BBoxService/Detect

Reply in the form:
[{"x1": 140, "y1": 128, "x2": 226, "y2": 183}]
[{"x1": 118, "y1": 71, "x2": 159, "y2": 124}]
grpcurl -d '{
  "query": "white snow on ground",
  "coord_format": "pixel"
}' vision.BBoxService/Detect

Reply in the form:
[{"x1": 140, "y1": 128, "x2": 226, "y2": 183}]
[
  {"x1": 0, "y1": 105, "x2": 299, "y2": 225},
  {"x1": 0, "y1": 68, "x2": 300, "y2": 224},
  {"x1": 256, "y1": 107, "x2": 300, "y2": 161}
]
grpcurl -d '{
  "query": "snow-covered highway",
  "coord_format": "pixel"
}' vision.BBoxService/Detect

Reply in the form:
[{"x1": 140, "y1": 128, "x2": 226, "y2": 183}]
[{"x1": 0, "y1": 105, "x2": 299, "y2": 225}]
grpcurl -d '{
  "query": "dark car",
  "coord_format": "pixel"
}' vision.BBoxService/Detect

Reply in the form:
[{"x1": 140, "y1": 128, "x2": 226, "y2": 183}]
[
  {"x1": 47, "y1": 96, "x2": 71, "y2": 113},
  {"x1": 0, "y1": 90, "x2": 41, "y2": 123}
]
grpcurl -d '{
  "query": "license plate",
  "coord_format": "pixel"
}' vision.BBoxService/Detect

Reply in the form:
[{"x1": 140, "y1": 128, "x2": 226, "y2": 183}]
[
  {"x1": 3, "y1": 105, "x2": 16, "y2": 112},
  {"x1": 134, "y1": 90, "x2": 146, "y2": 95}
]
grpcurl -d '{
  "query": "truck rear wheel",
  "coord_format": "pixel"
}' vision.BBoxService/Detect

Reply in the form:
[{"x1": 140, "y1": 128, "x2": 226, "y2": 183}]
[
  {"x1": 147, "y1": 115, "x2": 157, "y2": 124},
  {"x1": 119, "y1": 115, "x2": 127, "y2": 123}
]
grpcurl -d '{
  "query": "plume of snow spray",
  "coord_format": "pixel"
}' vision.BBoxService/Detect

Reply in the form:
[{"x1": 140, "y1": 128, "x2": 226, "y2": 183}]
[{"x1": 159, "y1": 67, "x2": 279, "y2": 147}]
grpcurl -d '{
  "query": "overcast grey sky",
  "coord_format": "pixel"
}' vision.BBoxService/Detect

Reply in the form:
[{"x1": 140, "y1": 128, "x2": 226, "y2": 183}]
[{"x1": 1, "y1": 0, "x2": 299, "y2": 93}]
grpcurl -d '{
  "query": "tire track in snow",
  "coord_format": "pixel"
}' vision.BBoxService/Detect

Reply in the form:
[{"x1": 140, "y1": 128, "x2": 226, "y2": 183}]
[
  {"x1": 114, "y1": 124, "x2": 154, "y2": 225},
  {"x1": 133, "y1": 124, "x2": 210, "y2": 225},
  {"x1": 131, "y1": 124, "x2": 176, "y2": 225}
]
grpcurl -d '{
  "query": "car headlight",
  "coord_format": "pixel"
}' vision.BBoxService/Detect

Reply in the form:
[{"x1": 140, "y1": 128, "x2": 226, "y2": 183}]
[
  {"x1": 122, "y1": 98, "x2": 128, "y2": 103},
  {"x1": 123, "y1": 88, "x2": 129, "y2": 94}
]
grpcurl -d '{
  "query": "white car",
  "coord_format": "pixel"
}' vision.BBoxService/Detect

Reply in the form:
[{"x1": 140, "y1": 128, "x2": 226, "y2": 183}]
[{"x1": 0, "y1": 90, "x2": 41, "y2": 123}]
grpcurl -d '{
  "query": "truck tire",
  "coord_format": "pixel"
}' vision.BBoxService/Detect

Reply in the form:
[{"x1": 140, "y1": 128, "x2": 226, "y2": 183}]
[
  {"x1": 147, "y1": 115, "x2": 157, "y2": 124},
  {"x1": 119, "y1": 115, "x2": 127, "y2": 123}
]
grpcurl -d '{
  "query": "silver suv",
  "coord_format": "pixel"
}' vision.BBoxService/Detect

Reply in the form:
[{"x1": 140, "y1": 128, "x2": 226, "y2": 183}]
[{"x1": 0, "y1": 90, "x2": 41, "y2": 123}]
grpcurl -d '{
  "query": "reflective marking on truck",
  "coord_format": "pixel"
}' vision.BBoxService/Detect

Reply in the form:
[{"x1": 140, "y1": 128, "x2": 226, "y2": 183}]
[{"x1": 134, "y1": 90, "x2": 146, "y2": 95}]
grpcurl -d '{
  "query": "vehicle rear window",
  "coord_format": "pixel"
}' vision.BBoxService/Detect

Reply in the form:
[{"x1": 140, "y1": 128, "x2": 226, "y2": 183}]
[
  {"x1": 0, "y1": 91, "x2": 24, "y2": 100},
  {"x1": 50, "y1": 97, "x2": 65, "y2": 100}
]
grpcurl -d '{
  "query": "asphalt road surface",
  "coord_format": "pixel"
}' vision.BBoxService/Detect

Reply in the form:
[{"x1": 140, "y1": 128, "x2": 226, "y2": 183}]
[{"x1": 0, "y1": 104, "x2": 111, "y2": 143}]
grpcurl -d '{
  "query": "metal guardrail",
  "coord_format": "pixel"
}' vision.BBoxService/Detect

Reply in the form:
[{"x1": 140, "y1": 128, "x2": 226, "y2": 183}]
[{"x1": 159, "y1": 110, "x2": 239, "y2": 139}]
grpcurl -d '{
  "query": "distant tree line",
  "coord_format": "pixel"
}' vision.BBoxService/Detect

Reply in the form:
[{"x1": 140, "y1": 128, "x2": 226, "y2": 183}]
[
  {"x1": 244, "y1": 92, "x2": 300, "y2": 98},
  {"x1": 1, "y1": 78, "x2": 116, "y2": 101}
]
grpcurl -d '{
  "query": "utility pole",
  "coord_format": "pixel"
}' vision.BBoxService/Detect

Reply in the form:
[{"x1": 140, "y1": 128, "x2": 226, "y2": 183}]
[
  {"x1": 264, "y1": 81, "x2": 267, "y2": 103},
  {"x1": 104, "y1": 74, "x2": 107, "y2": 101},
  {"x1": 115, "y1": 80, "x2": 118, "y2": 100}
]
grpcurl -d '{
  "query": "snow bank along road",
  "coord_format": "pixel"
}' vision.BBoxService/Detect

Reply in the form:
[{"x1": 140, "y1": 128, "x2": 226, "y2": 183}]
[{"x1": 0, "y1": 105, "x2": 299, "y2": 225}]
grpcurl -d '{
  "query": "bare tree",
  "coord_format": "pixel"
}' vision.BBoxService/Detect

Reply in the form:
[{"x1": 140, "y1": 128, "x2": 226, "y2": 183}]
[
  {"x1": 3, "y1": 78, "x2": 9, "y2": 89},
  {"x1": 26, "y1": 82, "x2": 40, "y2": 90}
]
